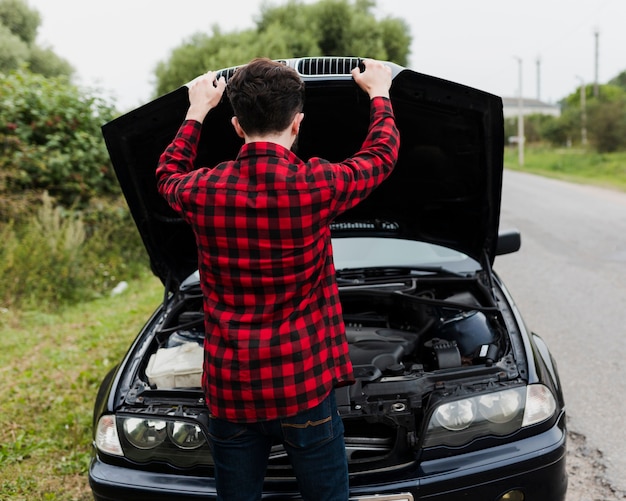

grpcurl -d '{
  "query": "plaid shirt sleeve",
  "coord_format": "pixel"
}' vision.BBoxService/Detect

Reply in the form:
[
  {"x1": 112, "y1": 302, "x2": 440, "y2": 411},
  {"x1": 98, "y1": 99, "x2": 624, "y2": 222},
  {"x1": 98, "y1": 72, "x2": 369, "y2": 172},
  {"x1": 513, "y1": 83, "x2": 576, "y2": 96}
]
[
  {"x1": 156, "y1": 97, "x2": 399, "y2": 423},
  {"x1": 155, "y1": 120, "x2": 203, "y2": 215}
]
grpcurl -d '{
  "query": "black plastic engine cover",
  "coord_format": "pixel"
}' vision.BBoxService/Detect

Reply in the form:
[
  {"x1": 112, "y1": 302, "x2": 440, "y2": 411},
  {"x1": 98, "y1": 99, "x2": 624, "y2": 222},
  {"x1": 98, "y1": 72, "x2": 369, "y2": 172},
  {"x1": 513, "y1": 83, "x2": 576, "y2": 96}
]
[{"x1": 347, "y1": 327, "x2": 419, "y2": 375}]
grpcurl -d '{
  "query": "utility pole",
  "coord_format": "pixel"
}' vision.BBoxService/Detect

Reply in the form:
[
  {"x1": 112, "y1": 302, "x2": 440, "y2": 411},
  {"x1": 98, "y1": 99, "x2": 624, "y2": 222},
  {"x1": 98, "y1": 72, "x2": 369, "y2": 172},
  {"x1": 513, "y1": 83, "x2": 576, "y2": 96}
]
[
  {"x1": 594, "y1": 29, "x2": 600, "y2": 97},
  {"x1": 536, "y1": 56, "x2": 541, "y2": 100},
  {"x1": 514, "y1": 56, "x2": 524, "y2": 166},
  {"x1": 576, "y1": 76, "x2": 588, "y2": 146}
]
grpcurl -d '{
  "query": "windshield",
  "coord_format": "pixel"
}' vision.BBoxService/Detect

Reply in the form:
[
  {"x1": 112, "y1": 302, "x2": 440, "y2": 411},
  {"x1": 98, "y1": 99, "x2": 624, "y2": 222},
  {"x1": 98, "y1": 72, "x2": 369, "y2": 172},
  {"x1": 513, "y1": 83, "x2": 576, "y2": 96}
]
[
  {"x1": 180, "y1": 238, "x2": 481, "y2": 291},
  {"x1": 331, "y1": 238, "x2": 481, "y2": 274}
]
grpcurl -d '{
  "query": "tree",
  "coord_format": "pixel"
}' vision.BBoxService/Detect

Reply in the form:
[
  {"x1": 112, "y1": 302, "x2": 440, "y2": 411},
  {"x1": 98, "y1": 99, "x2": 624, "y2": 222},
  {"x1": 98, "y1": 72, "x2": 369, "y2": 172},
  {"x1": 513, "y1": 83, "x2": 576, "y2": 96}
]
[
  {"x1": 0, "y1": 0, "x2": 73, "y2": 77},
  {"x1": 0, "y1": 0, "x2": 39, "y2": 44},
  {"x1": 0, "y1": 22, "x2": 28, "y2": 71},
  {"x1": 541, "y1": 83, "x2": 626, "y2": 152},
  {"x1": 585, "y1": 85, "x2": 626, "y2": 153},
  {"x1": 28, "y1": 44, "x2": 74, "y2": 77},
  {"x1": 154, "y1": 0, "x2": 411, "y2": 97},
  {"x1": 588, "y1": 99, "x2": 626, "y2": 152},
  {"x1": 540, "y1": 110, "x2": 576, "y2": 147},
  {"x1": 608, "y1": 70, "x2": 626, "y2": 92},
  {"x1": 504, "y1": 113, "x2": 562, "y2": 146}
]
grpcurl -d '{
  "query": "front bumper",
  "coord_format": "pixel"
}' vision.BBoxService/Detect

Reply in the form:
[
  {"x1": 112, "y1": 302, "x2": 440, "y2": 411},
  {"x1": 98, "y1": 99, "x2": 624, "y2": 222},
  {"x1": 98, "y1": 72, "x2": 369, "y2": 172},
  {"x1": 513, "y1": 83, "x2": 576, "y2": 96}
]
[{"x1": 89, "y1": 416, "x2": 567, "y2": 501}]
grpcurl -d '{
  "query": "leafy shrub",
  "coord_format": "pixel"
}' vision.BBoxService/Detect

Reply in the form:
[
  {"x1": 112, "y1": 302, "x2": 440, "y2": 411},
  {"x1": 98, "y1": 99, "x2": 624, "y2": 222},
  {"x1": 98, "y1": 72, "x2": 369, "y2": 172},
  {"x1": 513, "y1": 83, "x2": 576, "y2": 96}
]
[
  {"x1": 0, "y1": 193, "x2": 148, "y2": 311},
  {"x1": 504, "y1": 114, "x2": 562, "y2": 145},
  {"x1": 80, "y1": 196, "x2": 149, "y2": 295},
  {"x1": 0, "y1": 68, "x2": 118, "y2": 208},
  {"x1": 587, "y1": 96, "x2": 626, "y2": 153},
  {"x1": 0, "y1": 193, "x2": 86, "y2": 308}
]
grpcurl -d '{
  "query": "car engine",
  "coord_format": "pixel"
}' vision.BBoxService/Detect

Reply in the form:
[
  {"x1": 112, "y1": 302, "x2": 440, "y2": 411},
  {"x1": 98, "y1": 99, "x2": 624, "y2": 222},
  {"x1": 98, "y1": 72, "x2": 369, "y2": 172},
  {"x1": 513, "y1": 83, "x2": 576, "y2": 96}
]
[{"x1": 124, "y1": 272, "x2": 519, "y2": 476}]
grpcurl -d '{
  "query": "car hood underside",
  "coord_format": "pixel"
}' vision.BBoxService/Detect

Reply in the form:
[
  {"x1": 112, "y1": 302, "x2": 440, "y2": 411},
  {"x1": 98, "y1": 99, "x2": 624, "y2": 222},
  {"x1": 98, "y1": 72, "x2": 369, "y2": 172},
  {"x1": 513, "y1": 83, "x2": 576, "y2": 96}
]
[{"x1": 101, "y1": 57, "x2": 505, "y2": 287}]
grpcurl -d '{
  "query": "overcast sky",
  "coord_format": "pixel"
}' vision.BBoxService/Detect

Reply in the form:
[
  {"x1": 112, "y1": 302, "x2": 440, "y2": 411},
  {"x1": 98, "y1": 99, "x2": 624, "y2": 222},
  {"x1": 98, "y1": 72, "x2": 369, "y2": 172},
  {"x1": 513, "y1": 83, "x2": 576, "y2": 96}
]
[{"x1": 27, "y1": 0, "x2": 625, "y2": 110}]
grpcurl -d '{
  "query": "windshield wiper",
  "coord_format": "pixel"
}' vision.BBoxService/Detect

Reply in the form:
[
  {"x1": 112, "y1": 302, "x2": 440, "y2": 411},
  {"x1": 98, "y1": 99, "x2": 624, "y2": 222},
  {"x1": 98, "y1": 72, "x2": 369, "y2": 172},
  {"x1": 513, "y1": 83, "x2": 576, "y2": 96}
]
[{"x1": 336, "y1": 266, "x2": 467, "y2": 283}]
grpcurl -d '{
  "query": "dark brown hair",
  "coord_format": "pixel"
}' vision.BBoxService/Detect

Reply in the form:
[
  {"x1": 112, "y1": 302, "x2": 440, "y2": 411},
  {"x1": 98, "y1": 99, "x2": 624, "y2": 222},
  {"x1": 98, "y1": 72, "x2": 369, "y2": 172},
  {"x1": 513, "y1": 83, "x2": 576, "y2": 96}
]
[{"x1": 227, "y1": 58, "x2": 305, "y2": 136}]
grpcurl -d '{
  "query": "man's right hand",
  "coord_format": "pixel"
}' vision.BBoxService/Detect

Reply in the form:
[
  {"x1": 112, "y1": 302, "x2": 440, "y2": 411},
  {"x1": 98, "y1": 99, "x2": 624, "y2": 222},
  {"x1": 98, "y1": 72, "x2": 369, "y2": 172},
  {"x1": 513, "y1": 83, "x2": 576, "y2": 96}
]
[
  {"x1": 185, "y1": 71, "x2": 227, "y2": 123},
  {"x1": 351, "y1": 59, "x2": 392, "y2": 99}
]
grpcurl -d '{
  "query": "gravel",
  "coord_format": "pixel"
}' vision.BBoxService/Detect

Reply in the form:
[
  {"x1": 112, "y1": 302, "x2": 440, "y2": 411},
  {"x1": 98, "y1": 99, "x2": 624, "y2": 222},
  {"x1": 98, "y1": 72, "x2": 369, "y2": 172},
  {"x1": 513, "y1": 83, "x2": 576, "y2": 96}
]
[{"x1": 567, "y1": 430, "x2": 625, "y2": 500}]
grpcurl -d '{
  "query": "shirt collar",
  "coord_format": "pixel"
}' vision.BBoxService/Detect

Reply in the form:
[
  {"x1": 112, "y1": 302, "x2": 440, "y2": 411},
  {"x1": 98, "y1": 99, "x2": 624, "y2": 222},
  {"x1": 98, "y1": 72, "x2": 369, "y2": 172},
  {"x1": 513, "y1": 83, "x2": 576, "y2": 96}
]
[{"x1": 236, "y1": 141, "x2": 301, "y2": 164}]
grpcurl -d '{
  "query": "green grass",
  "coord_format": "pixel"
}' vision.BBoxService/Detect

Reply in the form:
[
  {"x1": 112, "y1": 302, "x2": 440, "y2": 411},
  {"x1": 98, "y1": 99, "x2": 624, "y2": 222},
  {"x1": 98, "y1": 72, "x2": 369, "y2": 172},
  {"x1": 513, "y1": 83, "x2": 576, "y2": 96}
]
[
  {"x1": 0, "y1": 271, "x2": 162, "y2": 501},
  {"x1": 504, "y1": 145, "x2": 626, "y2": 192}
]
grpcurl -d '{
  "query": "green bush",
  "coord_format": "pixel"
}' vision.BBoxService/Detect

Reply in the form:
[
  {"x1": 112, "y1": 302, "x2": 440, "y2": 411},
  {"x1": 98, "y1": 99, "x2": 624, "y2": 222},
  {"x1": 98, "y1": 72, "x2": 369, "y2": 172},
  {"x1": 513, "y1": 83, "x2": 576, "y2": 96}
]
[
  {"x1": 587, "y1": 96, "x2": 626, "y2": 153},
  {"x1": 80, "y1": 197, "x2": 149, "y2": 295},
  {"x1": 0, "y1": 68, "x2": 118, "y2": 209},
  {"x1": 0, "y1": 67, "x2": 153, "y2": 312},
  {"x1": 0, "y1": 193, "x2": 148, "y2": 311}
]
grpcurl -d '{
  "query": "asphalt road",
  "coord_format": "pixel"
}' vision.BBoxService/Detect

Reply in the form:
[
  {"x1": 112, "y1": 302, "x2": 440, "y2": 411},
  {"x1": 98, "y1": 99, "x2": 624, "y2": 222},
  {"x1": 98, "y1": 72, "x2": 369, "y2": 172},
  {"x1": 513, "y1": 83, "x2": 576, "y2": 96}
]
[{"x1": 494, "y1": 169, "x2": 626, "y2": 494}]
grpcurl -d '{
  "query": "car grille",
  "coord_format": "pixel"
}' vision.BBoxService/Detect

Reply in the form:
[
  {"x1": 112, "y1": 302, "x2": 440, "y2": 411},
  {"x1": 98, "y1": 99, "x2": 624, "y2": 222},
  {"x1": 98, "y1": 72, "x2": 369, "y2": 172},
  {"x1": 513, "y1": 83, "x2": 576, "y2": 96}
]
[
  {"x1": 296, "y1": 57, "x2": 361, "y2": 76},
  {"x1": 215, "y1": 66, "x2": 240, "y2": 83},
  {"x1": 265, "y1": 420, "x2": 413, "y2": 477},
  {"x1": 214, "y1": 57, "x2": 361, "y2": 84}
]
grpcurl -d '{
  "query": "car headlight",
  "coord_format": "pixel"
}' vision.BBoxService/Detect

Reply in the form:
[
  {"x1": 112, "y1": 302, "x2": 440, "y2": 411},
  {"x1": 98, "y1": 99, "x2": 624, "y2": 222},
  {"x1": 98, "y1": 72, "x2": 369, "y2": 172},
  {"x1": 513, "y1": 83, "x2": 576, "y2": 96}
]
[
  {"x1": 94, "y1": 413, "x2": 212, "y2": 467},
  {"x1": 432, "y1": 398, "x2": 476, "y2": 431},
  {"x1": 522, "y1": 384, "x2": 557, "y2": 426},
  {"x1": 167, "y1": 420, "x2": 206, "y2": 449},
  {"x1": 478, "y1": 388, "x2": 524, "y2": 424},
  {"x1": 94, "y1": 415, "x2": 123, "y2": 456},
  {"x1": 123, "y1": 417, "x2": 167, "y2": 449},
  {"x1": 424, "y1": 385, "x2": 557, "y2": 448}
]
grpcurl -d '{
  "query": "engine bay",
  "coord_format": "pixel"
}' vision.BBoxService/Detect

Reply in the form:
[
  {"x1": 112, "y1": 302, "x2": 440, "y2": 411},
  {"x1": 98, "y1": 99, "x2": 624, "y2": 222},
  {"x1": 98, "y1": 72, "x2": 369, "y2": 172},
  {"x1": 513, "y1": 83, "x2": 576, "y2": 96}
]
[
  {"x1": 339, "y1": 278, "x2": 507, "y2": 375},
  {"x1": 123, "y1": 272, "x2": 521, "y2": 471},
  {"x1": 141, "y1": 275, "x2": 514, "y2": 395}
]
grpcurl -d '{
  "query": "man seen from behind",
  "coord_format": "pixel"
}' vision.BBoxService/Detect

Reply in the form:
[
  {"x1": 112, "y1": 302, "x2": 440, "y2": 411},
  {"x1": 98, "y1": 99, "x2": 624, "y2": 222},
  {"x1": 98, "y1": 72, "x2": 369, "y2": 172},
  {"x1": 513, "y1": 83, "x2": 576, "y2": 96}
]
[{"x1": 156, "y1": 57, "x2": 400, "y2": 501}]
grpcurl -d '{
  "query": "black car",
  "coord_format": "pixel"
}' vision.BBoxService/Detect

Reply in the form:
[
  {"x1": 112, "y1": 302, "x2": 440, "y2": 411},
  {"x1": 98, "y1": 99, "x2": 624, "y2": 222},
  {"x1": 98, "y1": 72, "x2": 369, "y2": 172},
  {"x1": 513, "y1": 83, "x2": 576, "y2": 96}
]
[{"x1": 91, "y1": 57, "x2": 567, "y2": 500}]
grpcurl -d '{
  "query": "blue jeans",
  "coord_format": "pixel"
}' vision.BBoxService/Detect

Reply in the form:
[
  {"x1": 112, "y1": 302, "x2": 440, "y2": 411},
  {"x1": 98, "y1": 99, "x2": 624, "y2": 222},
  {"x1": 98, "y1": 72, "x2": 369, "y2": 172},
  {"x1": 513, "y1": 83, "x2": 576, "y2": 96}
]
[{"x1": 208, "y1": 392, "x2": 348, "y2": 501}]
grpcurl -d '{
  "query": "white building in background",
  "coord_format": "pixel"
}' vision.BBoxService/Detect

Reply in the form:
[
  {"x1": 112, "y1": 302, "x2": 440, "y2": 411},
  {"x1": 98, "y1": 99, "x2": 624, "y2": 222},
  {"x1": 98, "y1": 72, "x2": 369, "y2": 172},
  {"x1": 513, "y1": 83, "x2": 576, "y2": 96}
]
[{"x1": 501, "y1": 97, "x2": 561, "y2": 118}]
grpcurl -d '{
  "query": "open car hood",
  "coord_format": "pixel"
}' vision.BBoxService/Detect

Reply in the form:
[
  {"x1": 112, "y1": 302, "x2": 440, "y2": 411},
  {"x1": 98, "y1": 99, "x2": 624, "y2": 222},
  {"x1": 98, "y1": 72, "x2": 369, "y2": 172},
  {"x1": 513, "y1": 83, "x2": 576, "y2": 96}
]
[{"x1": 102, "y1": 57, "x2": 504, "y2": 287}]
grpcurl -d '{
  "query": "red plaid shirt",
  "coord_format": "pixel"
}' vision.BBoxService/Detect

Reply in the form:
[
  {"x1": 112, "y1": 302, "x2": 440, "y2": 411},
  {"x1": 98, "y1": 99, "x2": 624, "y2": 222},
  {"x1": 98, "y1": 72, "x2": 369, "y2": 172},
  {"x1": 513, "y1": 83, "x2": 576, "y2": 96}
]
[{"x1": 156, "y1": 97, "x2": 399, "y2": 422}]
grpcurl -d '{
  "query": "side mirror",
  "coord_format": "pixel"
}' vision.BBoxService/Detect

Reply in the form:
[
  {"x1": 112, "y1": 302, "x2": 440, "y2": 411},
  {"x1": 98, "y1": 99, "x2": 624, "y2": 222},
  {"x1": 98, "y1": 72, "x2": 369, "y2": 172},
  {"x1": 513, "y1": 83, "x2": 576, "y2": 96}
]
[{"x1": 496, "y1": 229, "x2": 521, "y2": 256}]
